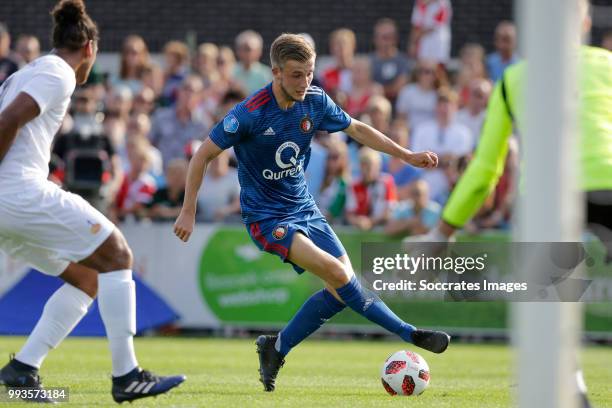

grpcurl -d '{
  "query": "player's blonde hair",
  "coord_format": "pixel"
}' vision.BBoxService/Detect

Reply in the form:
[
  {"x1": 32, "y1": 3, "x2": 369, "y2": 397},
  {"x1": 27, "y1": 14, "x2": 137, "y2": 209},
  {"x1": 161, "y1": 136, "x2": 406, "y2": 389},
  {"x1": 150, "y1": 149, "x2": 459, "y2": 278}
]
[{"x1": 270, "y1": 33, "x2": 316, "y2": 69}]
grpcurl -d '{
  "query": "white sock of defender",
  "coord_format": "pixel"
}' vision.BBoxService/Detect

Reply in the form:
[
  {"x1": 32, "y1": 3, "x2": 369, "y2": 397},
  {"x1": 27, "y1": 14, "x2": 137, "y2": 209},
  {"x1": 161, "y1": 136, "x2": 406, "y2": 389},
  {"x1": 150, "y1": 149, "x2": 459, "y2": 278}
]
[
  {"x1": 16, "y1": 284, "x2": 93, "y2": 369},
  {"x1": 98, "y1": 269, "x2": 139, "y2": 377}
]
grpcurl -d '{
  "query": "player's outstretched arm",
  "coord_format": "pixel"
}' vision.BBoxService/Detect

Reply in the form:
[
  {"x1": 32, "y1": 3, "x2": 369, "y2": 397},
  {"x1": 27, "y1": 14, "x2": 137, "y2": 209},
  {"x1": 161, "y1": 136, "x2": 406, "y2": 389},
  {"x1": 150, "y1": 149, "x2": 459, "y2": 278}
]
[
  {"x1": 343, "y1": 118, "x2": 438, "y2": 169},
  {"x1": 0, "y1": 92, "x2": 40, "y2": 164},
  {"x1": 174, "y1": 137, "x2": 223, "y2": 242}
]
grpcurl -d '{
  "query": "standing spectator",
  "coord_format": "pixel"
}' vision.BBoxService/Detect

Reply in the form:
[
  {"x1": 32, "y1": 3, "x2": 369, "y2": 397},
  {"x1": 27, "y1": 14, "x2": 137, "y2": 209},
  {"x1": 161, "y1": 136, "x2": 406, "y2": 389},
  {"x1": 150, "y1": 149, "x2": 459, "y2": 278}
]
[
  {"x1": 114, "y1": 35, "x2": 162, "y2": 95},
  {"x1": 409, "y1": 0, "x2": 452, "y2": 65},
  {"x1": 396, "y1": 59, "x2": 443, "y2": 130},
  {"x1": 370, "y1": 18, "x2": 409, "y2": 103},
  {"x1": 147, "y1": 158, "x2": 189, "y2": 221},
  {"x1": 346, "y1": 147, "x2": 397, "y2": 231},
  {"x1": 197, "y1": 150, "x2": 240, "y2": 222},
  {"x1": 455, "y1": 43, "x2": 487, "y2": 106},
  {"x1": 149, "y1": 75, "x2": 208, "y2": 168},
  {"x1": 14, "y1": 34, "x2": 40, "y2": 66},
  {"x1": 486, "y1": 21, "x2": 519, "y2": 83},
  {"x1": 601, "y1": 30, "x2": 612, "y2": 52},
  {"x1": 113, "y1": 138, "x2": 157, "y2": 221},
  {"x1": 342, "y1": 56, "x2": 383, "y2": 118},
  {"x1": 411, "y1": 88, "x2": 473, "y2": 203},
  {"x1": 385, "y1": 179, "x2": 441, "y2": 236},
  {"x1": 321, "y1": 28, "x2": 356, "y2": 98},
  {"x1": 318, "y1": 137, "x2": 351, "y2": 223},
  {"x1": 233, "y1": 30, "x2": 272, "y2": 94},
  {"x1": 383, "y1": 119, "x2": 423, "y2": 200},
  {"x1": 455, "y1": 79, "x2": 492, "y2": 146},
  {"x1": 0, "y1": 23, "x2": 18, "y2": 85},
  {"x1": 160, "y1": 40, "x2": 190, "y2": 106}
]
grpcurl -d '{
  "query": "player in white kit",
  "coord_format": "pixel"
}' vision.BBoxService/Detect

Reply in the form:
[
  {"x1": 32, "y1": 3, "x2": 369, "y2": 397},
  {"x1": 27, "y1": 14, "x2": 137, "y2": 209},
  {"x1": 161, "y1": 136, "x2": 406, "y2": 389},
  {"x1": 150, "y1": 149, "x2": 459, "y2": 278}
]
[{"x1": 0, "y1": 1, "x2": 185, "y2": 403}]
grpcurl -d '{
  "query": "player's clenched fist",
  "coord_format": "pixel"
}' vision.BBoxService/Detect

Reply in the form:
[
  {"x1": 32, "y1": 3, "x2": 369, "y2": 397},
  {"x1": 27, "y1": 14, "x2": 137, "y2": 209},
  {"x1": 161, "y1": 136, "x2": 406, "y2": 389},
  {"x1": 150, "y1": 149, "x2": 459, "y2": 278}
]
[
  {"x1": 174, "y1": 211, "x2": 195, "y2": 242},
  {"x1": 406, "y1": 151, "x2": 438, "y2": 169}
]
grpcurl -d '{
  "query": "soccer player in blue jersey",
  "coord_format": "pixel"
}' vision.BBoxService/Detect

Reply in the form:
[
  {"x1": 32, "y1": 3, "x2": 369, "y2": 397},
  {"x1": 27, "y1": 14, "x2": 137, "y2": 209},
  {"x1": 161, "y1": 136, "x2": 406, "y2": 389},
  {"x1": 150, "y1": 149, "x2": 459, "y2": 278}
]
[{"x1": 174, "y1": 33, "x2": 450, "y2": 392}]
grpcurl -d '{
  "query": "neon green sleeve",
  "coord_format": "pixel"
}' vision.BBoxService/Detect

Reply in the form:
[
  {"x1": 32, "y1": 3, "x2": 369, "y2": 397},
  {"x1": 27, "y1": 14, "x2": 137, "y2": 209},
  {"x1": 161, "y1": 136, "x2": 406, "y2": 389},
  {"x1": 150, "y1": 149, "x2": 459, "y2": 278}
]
[{"x1": 442, "y1": 79, "x2": 514, "y2": 227}]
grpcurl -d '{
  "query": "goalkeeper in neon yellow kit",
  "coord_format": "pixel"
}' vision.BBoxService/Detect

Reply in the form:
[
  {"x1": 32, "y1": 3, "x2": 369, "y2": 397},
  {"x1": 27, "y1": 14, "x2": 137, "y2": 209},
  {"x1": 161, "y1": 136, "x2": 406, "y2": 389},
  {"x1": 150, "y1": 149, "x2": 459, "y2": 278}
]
[
  {"x1": 433, "y1": 13, "x2": 612, "y2": 247},
  {"x1": 416, "y1": 1, "x2": 610, "y2": 407}
]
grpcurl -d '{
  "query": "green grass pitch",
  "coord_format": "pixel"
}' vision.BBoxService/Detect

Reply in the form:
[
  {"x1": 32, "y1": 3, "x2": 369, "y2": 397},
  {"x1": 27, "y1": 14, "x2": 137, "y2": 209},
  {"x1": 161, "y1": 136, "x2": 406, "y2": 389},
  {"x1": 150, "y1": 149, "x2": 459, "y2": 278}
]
[{"x1": 0, "y1": 337, "x2": 610, "y2": 407}]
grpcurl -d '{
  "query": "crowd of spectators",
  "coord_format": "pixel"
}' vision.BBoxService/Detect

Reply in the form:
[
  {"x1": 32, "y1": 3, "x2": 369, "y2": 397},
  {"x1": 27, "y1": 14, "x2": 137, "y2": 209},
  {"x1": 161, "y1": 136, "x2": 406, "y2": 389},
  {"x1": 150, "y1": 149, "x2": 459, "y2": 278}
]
[{"x1": 5, "y1": 0, "x2": 606, "y2": 238}]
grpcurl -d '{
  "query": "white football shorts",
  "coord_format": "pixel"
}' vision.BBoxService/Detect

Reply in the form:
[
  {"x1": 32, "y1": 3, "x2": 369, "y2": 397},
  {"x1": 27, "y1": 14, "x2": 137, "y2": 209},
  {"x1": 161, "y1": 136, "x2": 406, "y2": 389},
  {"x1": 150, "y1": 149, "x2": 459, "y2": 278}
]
[{"x1": 0, "y1": 179, "x2": 115, "y2": 276}]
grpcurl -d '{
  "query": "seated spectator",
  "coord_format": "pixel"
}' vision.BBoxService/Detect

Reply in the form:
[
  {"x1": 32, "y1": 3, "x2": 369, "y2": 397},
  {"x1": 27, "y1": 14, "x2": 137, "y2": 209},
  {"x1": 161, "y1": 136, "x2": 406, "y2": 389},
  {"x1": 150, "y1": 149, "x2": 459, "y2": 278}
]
[
  {"x1": 132, "y1": 86, "x2": 156, "y2": 116},
  {"x1": 455, "y1": 78, "x2": 492, "y2": 146},
  {"x1": 342, "y1": 56, "x2": 383, "y2": 118},
  {"x1": 455, "y1": 43, "x2": 487, "y2": 107},
  {"x1": 233, "y1": 30, "x2": 272, "y2": 94},
  {"x1": 194, "y1": 42, "x2": 220, "y2": 88},
  {"x1": 215, "y1": 87, "x2": 247, "y2": 122},
  {"x1": 147, "y1": 158, "x2": 189, "y2": 221},
  {"x1": 486, "y1": 21, "x2": 519, "y2": 82},
  {"x1": 396, "y1": 59, "x2": 443, "y2": 130},
  {"x1": 213, "y1": 46, "x2": 238, "y2": 98},
  {"x1": 103, "y1": 109, "x2": 127, "y2": 152},
  {"x1": 385, "y1": 179, "x2": 441, "y2": 237},
  {"x1": 349, "y1": 95, "x2": 392, "y2": 178},
  {"x1": 318, "y1": 136, "x2": 350, "y2": 222},
  {"x1": 149, "y1": 75, "x2": 208, "y2": 168},
  {"x1": 197, "y1": 150, "x2": 240, "y2": 222},
  {"x1": 382, "y1": 119, "x2": 423, "y2": 200},
  {"x1": 321, "y1": 28, "x2": 356, "y2": 99},
  {"x1": 0, "y1": 23, "x2": 18, "y2": 85},
  {"x1": 409, "y1": 0, "x2": 452, "y2": 65},
  {"x1": 105, "y1": 85, "x2": 133, "y2": 122},
  {"x1": 346, "y1": 147, "x2": 397, "y2": 231},
  {"x1": 113, "y1": 138, "x2": 157, "y2": 221},
  {"x1": 306, "y1": 131, "x2": 328, "y2": 203},
  {"x1": 160, "y1": 40, "x2": 190, "y2": 106},
  {"x1": 124, "y1": 113, "x2": 163, "y2": 177},
  {"x1": 370, "y1": 18, "x2": 409, "y2": 103},
  {"x1": 15, "y1": 34, "x2": 40, "y2": 66},
  {"x1": 113, "y1": 35, "x2": 162, "y2": 95},
  {"x1": 194, "y1": 43, "x2": 222, "y2": 113},
  {"x1": 411, "y1": 88, "x2": 473, "y2": 203}
]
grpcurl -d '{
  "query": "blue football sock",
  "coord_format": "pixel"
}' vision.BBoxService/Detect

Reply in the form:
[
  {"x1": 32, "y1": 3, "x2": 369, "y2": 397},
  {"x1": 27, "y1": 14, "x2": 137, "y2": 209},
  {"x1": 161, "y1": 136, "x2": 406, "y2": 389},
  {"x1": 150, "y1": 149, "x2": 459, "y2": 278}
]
[
  {"x1": 336, "y1": 276, "x2": 415, "y2": 342},
  {"x1": 276, "y1": 289, "x2": 346, "y2": 357}
]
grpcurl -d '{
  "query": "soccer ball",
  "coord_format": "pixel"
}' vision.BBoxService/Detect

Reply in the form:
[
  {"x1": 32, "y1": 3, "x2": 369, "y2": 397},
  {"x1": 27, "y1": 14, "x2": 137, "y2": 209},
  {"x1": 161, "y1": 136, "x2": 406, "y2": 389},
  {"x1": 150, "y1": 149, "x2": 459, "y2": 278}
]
[{"x1": 380, "y1": 350, "x2": 430, "y2": 396}]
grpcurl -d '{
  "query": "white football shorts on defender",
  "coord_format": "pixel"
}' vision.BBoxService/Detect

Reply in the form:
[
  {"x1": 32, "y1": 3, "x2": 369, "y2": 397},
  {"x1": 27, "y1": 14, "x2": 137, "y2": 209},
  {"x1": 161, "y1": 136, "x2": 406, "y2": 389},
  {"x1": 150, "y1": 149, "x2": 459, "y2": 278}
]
[{"x1": 0, "y1": 179, "x2": 115, "y2": 276}]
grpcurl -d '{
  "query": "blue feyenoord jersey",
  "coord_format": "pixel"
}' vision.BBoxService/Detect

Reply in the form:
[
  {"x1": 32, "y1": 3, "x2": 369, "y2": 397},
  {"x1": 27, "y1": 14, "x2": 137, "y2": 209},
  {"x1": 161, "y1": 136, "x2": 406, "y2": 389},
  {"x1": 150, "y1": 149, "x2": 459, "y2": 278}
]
[{"x1": 209, "y1": 83, "x2": 352, "y2": 224}]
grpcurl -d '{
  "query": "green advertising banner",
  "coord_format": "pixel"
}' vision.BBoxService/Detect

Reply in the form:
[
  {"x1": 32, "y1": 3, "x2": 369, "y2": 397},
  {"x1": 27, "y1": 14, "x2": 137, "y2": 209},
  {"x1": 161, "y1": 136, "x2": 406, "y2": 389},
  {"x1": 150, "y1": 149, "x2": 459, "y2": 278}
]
[{"x1": 198, "y1": 227, "x2": 611, "y2": 332}]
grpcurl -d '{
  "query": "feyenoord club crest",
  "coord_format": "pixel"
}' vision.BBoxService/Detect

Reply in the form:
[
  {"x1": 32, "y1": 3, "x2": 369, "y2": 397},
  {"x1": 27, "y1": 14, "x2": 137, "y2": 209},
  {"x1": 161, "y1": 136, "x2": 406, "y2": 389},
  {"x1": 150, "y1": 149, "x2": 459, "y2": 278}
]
[
  {"x1": 272, "y1": 225, "x2": 288, "y2": 240},
  {"x1": 300, "y1": 116, "x2": 313, "y2": 133}
]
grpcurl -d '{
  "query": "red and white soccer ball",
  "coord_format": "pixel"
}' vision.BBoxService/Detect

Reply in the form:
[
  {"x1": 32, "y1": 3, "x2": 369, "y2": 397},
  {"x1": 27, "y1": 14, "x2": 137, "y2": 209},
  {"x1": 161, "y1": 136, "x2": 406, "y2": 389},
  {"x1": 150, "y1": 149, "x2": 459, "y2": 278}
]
[{"x1": 381, "y1": 350, "x2": 430, "y2": 396}]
